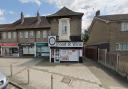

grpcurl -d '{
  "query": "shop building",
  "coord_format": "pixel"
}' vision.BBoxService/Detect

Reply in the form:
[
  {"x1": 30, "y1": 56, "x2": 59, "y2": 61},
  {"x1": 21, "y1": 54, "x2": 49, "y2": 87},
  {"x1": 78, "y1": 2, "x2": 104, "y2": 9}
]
[
  {"x1": 47, "y1": 7, "x2": 84, "y2": 63},
  {"x1": 0, "y1": 7, "x2": 84, "y2": 61},
  {"x1": 35, "y1": 42, "x2": 49, "y2": 57},
  {"x1": 0, "y1": 11, "x2": 50, "y2": 57},
  {"x1": 0, "y1": 43, "x2": 19, "y2": 57},
  {"x1": 18, "y1": 43, "x2": 35, "y2": 57},
  {"x1": 49, "y1": 36, "x2": 83, "y2": 63}
]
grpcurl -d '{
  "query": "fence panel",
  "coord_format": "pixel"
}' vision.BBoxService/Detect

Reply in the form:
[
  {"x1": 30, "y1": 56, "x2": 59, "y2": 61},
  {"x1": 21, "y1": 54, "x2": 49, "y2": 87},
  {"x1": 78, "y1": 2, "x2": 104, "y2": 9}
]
[{"x1": 98, "y1": 49, "x2": 118, "y2": 71}]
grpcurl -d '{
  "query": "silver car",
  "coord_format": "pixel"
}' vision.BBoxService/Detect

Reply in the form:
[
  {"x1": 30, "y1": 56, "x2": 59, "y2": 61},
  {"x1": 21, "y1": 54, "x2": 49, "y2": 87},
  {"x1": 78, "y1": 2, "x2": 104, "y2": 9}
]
[{"x1": 0, "y1": 72, "x2": 8, "y2": 89}]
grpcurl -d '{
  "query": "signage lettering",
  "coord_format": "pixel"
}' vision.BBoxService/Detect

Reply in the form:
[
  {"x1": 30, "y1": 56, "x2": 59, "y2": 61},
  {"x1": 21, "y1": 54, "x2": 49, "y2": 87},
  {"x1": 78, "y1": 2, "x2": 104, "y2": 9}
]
[{"x1": 49, "y1": 42, "x2": 83, "y2": 47}]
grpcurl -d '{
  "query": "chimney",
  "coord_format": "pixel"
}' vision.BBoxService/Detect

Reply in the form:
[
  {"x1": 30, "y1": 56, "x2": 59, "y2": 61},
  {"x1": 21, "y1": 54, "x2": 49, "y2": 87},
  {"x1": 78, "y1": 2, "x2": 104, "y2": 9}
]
[
  {"x1": 21, "y1": 12, "x2": 24, "y2": 24},
  {"x1": 95, "y1": 10, "x2": 100, "y2": 16},
  {"x1": 37, "y1": 11, "x2": 41, "y2": 24}
]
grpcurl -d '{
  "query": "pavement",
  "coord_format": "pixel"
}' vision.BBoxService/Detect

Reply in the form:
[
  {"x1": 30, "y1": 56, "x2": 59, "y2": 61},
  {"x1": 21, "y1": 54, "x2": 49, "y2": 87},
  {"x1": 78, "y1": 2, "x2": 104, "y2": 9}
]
[
  {"x1": 84, "y1": 59, "x2": 128, "y2": 89},
  {"x1": 0, "y1": 58, "x2": 127, "y2": 89}
]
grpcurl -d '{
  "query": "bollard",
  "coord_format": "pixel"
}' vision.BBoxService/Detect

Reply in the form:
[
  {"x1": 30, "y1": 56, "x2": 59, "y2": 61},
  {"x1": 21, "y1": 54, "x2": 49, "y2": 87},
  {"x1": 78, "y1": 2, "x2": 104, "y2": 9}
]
[
  {"x1": 51, "y1": 75, "x2": 53, "y2": 89},
  {"x1": 10, "y1": 64, "x2": 13, "y2": 77},
  {"x1": 27, "y1": 69, "x2": 30, "y2": 84}
]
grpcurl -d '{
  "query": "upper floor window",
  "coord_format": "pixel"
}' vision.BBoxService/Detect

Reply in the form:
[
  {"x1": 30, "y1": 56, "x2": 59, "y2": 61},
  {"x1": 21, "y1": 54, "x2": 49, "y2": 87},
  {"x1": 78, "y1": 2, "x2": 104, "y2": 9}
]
[
  {"x1": 8, "y1": 32, "x2": 11, "y2": 39},
  {"x1": 30, "y1": 31, "x2": 34, "y2": 38},
  {"x1": 25, "y1": 31, "x2": 29, "y2": 38},
  {"x1": 19, "y1": 32, "x2": 23, "y2": 38},
  {"x1": 43, "y1": 30, "x2": 47, "y2": 38},
  {"x1": 12, "y1": 32, "x2": 16, "y2": 39},
  {"x1": 3, "y1": 32, "x2": 6, "y2": 39},
  {"x1": 62, "y1": 26, "x2": 67, "y2": 34},
  {"x1": 61, "y1": 19, "x2": 68, "y2": 35},
  {"x1": 58, "y1": 18, "x2": 70, "y2": 41},
  {"x1": 36, "y1": 31, "x2": 40, "y2": 38},
  {"x1": 121, "y1": 22, "x2": 128, "y2": 31}
]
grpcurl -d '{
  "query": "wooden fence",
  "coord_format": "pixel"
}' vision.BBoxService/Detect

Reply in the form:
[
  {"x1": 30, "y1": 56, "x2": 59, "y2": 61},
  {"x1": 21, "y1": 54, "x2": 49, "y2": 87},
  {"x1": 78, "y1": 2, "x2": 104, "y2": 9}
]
[
  {"x1": 98, "y1": 49, "x2": 128, "y2": 79},
  {"x1": 98, "y1": 49, "x2": 119, "y2": 71}
]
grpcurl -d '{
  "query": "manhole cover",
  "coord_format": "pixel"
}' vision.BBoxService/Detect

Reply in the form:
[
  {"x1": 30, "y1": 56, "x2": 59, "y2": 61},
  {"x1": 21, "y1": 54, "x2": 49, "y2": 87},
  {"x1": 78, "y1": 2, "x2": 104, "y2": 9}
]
[{"x1": 61, "y1": 77, "x2": 71, "y2": 84}]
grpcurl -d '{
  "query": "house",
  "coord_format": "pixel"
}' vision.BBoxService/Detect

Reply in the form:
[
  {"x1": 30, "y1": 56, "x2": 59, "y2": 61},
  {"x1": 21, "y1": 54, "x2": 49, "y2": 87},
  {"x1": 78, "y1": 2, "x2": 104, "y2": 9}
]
[
  {"x1": 87, "y1": 11, "x2": 128, "y2": 55},
  {"x1": 47, "y1": 7, "x2": 84, "y2": 63},
  {"x1": 0, "y1": 7, "x2": 84, "y2": 63}
]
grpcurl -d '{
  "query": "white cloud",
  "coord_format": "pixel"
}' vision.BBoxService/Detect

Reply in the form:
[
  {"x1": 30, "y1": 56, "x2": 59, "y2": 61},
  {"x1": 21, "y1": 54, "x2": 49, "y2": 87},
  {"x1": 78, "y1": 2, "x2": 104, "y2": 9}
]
[
  {"x1": 43, "y1": 0, "x2": 128, "y2": 31},
  {"x1": 19, "y1": 0, "x2": 42, "y2": 6},
  {"x1": 0, "y1": 9, "x2": 6, "y2": 24},
  {"x1": 0, "y1": 9, "x2": 5, "y2": 17}
]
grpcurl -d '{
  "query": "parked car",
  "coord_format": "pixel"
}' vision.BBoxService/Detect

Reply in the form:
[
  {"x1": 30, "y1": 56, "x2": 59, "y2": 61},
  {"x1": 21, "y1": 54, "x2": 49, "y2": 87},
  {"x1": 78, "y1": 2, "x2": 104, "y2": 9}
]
[{"x1": 0, "y1": 72, "x2": 8, "y2": 89}]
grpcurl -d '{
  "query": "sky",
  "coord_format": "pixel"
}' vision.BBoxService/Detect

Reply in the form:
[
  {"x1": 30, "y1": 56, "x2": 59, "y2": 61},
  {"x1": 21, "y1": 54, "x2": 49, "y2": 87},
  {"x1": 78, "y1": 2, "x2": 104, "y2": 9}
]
[{"x1": 0, "y1": 0, "x2": 128, "y2": 32}]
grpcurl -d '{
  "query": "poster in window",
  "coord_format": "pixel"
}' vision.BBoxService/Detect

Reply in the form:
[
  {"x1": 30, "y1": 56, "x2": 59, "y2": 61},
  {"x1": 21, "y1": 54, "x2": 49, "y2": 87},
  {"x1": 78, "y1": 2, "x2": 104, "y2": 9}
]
[{"x1": 60, "y1": 49, "x2": 79, "y2": 61}]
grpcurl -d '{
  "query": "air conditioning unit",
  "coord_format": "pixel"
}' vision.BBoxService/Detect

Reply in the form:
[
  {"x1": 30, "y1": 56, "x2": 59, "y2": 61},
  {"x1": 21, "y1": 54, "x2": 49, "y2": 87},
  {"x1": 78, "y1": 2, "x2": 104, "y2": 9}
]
[{"x1": 48, "y1": 36, "x2": 56, "y2": 47}]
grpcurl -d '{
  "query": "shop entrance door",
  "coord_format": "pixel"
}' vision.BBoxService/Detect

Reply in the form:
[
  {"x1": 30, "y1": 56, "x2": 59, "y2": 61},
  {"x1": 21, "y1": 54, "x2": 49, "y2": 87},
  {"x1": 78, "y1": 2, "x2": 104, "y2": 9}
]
[{"x1": 54, "y1": 49, "x2": 60, "y2": 63}]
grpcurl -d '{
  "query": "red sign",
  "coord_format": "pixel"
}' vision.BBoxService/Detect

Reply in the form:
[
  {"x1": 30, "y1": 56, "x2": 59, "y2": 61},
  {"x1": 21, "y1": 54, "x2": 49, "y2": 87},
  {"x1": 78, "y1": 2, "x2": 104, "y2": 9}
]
[
  {"x1": 0, "y1": 43, "x2": 17, "y2": 47},
  {"x1": 0, "y1": 43, "x2": 2, "y2": 46}
]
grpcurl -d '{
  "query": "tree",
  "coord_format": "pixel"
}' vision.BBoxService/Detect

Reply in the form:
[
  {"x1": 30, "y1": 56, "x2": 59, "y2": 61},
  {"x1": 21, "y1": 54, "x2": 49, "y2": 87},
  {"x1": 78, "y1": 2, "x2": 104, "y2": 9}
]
[{"x1": 82, "y1": 30, "x2": 89, "y2": 43}]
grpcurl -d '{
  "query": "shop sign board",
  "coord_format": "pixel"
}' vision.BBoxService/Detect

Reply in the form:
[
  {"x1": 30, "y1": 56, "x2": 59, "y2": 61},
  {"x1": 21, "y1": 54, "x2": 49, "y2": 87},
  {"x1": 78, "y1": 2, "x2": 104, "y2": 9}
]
[
  {"x1": 36, "y1": 43, "x2": 48, "y2": 46},
  {"x1": 48, "y1": 36, "x2": 56, "y2": 46},
  {"x1": 56, "y1": 42, "x2": 83, "y2": 47},
  {"x1": 18, "y1": 43, "x2": 34, "y2": 46},
  {"x1": 0, "y1": 43, "x2": 17, "y2": 47}
]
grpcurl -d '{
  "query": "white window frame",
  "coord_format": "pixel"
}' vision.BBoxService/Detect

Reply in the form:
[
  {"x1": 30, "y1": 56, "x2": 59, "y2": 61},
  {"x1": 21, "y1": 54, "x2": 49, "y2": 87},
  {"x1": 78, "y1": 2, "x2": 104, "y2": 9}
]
[
  {"x1": 8, "y1": 32, "x2": 11, "y2": 39},
  {"x1": 43, "y1": 30, "x2": 47, "y2": 38},
  {"x1": 116, "y1": 43, "x2": 128, "y2": 51},
  {"x1": 58, "y1": 18, "x2": 70, "y2": 41},
  {"x1": 121, "y1": 22, "x2": 128, "y2": 31},
  {"x1": 19, "y1": 32, "x2": 23, "y2": 38},
  {"x1": 3, "y1": 32, "x2": 6, "y2": 39},
  {"x1": 36, "y1": 31, "x2": 40, "y2": 38},
  {"x1": 25, "y1": 31, "x2": 29, "y2": 38},
  {"x1": 30, "y1": 31, "x2": 34, "y2": 38},
  {"x1": 12, "y1": 32, "x2": 16, "y2": 39}
]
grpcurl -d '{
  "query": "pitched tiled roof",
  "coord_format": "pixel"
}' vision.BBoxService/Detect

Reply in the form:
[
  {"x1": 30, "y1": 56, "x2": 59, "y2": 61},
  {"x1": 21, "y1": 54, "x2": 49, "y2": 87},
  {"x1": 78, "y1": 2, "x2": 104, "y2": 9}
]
[
  {"x1": 0, "y1": 16, "x2": 50, "y2": 31},
  {"x1": 47, "y1": 7, "x2": 84, "y2": 17},
  {"x1": 0, "y1": 24, "x2": 13, "y2": 31},
  {"x1": 13, "y1": 16, "x2": 50, "y2": 29},
  {"x1": 97, "y1": 14, "x2": 128, "y2": 21}
]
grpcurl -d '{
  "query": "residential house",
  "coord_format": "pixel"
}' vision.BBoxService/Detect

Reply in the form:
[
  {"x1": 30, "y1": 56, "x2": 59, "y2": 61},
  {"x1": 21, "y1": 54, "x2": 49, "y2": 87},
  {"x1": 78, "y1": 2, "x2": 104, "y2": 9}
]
[{"x1": 87, "y1": 11, "x2": 128, "y2": 55}]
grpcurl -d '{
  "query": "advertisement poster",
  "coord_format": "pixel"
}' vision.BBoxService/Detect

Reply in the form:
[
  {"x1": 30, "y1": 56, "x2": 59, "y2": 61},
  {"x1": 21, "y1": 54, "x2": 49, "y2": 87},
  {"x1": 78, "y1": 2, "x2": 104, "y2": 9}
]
[{"x1": 60, "y1": 49, "x2": 79, "y2": 61}]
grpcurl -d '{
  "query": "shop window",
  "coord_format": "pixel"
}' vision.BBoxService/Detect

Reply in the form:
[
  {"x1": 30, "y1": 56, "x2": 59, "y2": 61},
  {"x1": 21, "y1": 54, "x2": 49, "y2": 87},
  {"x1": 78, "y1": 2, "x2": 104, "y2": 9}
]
[
  {"x1": 37, "y1": 47, "x2": 41, "y2": 52},
  {"x1": 12, "y1": 48, "x2": 18, "y2": 53}
]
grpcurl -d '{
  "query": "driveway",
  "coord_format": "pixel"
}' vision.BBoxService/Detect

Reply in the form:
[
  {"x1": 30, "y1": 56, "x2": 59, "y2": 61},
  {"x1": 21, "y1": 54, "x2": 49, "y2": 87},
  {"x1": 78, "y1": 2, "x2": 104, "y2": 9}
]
[{"x1": 84, "y1": 59, "x2": 128, "y2": 89}]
